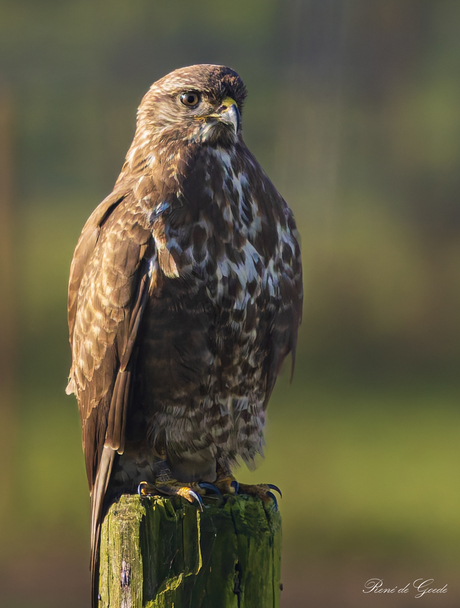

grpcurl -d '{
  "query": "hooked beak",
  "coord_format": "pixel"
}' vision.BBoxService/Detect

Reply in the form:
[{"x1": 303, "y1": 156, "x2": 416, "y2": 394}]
[{"x1": 213, "y1": 97, "x2": 240, "y2": 133}]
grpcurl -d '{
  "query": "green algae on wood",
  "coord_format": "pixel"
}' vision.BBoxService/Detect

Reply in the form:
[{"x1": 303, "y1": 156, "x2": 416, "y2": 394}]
[{"x1": 98, "y1": 494, "x2": 281, "y2": 608}]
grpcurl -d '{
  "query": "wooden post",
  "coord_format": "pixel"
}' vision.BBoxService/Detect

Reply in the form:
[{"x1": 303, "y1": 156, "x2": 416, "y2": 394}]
[{"x1": 98, "y1": 494, "x2": 282, "y2": 608}]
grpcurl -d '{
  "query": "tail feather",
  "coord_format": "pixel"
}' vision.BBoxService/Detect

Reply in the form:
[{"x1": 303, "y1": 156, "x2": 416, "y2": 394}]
[{"x1": 90, "y1": 446, "x2": 116, "y2": 608}]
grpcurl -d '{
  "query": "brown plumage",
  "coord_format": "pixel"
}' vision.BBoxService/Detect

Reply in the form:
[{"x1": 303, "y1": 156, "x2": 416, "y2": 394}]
[{"x1": 66, "y1": 64, "x2": 302, "y2": 607}]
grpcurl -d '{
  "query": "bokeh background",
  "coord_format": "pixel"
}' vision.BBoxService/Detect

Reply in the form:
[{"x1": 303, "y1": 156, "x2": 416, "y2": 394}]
[{"x1": 1, "y1": 1, "x2": 459, "y2": 606}]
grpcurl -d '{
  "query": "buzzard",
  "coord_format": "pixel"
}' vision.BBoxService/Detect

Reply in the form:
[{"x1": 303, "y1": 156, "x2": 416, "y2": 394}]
[{"x1": 66, "y1": 64, "x2": 302, "y2": 606}]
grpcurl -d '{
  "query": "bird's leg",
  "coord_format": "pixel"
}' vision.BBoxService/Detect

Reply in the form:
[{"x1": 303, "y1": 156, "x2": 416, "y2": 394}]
[
  {"x1": 208, "y1": 461, "x2": 239, "y2": 494},
  {"x1": 210, "y1": 461, "x2": 282, "y2": 509},
  {"x1": 138, "y1": 461, "x2": 281, "y2": 510},
  {"x1": 137, "y1": 461, "x2": 214, "y2": 510},
  {"x1": 138, "y1": 480, "x2": 204, "y2": 510},
  {"x1": 234, "y1": 483, "x2": 282, "y2": 509}
]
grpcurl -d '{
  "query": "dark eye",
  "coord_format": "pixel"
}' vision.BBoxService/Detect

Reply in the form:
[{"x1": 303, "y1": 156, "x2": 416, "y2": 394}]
[{"x1": 180, "y1": 92, "x2": 200, "y2": 107}]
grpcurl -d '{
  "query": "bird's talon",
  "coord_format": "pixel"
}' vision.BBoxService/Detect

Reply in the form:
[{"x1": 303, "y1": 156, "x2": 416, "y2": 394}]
[
  {"x1": 231, "y1": 480, "x2": 240, "y2": 493},
  {"x1": 198, "y1": 482, "x2": 223, "y2": 499},
  {"x1": 267, "y1": 483, "x2": 282, "y2": 498},
  {"x1": 138, "y1": 480, "x2": 157, "y2": 496},
  {"x1": 180, "y1": 489, "x2": 203, "y2": 511}
]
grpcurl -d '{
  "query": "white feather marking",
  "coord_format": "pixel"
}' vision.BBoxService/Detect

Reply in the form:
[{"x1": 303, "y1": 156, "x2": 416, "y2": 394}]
[{"x1": 213, "y1": 147, "x2": 233, "y2": 171}]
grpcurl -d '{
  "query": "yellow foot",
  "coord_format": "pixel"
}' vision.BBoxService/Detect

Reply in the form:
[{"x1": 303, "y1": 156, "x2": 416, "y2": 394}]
[
  {"x1": 138, "y1": 480, "x2": 204, "y2": 511},
  {"x1": 210, "y1": 477, "x2": 282, "y2": 509},
  {"x1": 237, "y1": 483, "x2": 282, "y2": 509},
  {"x1": 209, "y1": 475, "x2": 239, "y2": 495},
  {"x1": 138, "y1": 477, "x2": 282, "y2": 510}
]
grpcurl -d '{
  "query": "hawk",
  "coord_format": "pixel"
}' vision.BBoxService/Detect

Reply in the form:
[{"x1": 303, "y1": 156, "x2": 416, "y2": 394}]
[{"x1": 66, "y1": 64, "x2": 302, "y2": 606}]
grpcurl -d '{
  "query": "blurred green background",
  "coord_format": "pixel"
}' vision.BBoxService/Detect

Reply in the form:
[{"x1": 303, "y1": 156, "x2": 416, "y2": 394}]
[{"x1": 0, "y1": 1, "x2": 459, "y2": 607}]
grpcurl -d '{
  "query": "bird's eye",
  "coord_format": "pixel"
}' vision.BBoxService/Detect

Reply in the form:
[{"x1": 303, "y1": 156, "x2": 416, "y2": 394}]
[{"x1": 180, "y1": 92, "x2": 200, "y2": 107}]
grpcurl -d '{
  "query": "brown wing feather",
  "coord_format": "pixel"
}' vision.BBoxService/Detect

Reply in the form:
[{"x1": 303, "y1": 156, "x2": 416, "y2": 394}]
[
  {"x1": 240, "y1": 150, "x2": 303, "y2": 404},
  {"x1": 67, "y1": 192, "x2": 152, "y2": 487},
  {"x1": 67, "y1": 190, "x2": 152, "y2": 608},
  {"x1": 67, "y1": 187, "x2": 129, "y2": 353},
  {"x1": 269, "y1": 204, "x2": 303, "y2": 390}
]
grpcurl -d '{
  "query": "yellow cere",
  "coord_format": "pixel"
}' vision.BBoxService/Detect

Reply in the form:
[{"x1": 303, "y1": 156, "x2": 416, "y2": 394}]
[{"x1": 221, "y1": 97, "x2": 237, "y2": 108}]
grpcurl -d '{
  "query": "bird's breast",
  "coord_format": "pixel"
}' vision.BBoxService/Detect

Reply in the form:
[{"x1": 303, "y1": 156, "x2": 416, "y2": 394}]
[{"x1": 150, "y1": 148, "x2": 280, "y2": 307}]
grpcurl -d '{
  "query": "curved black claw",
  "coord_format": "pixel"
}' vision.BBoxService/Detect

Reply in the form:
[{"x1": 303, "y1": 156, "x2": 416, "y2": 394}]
[
  {"x1": 198, "y1": 482, "x2": 223, "y2": 499},
  {"x1": 267, "y1": 483, "x2": 282, "y2": 498},
  {"x1": 138, "y1": 480, "x2": 156, "y2": 496},
  {"x1": 231, "y1": 480, "x2": 240, "y2": 494},
  {"x1": 183, "y1": 489, "x2": 204, "y2": 512},
  {"x1": 266, "y1": 491, "x2": 279, "y2": 511}
]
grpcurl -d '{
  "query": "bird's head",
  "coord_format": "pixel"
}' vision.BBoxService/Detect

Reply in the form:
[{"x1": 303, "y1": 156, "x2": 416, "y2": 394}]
[{"x1": 136, "y1": 64, "x2": 247, "y2": 149}]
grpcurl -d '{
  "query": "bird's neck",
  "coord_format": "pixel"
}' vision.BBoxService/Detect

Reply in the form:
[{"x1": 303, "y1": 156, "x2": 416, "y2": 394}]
[{"x1": 118, "y1": 136, "x2": 241, "y2": 205}]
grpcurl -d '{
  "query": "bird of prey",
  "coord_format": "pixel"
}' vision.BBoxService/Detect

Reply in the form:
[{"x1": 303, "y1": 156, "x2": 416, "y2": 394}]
[{"x1": 66, "y1": 64, "x2": 302, "y2": 607}]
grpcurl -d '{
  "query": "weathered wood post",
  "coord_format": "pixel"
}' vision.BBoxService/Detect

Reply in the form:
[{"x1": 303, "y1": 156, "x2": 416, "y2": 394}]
[{"x1": 98, "y1": 494, "x2": 281, "y2": 607}]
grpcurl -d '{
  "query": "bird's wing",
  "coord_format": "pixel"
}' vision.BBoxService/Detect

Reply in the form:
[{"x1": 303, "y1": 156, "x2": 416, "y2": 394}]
[
  {"x1": 67, "y1": 188, "x2": 152, "y2": 487},
  {"x1": 265, "y1": 202, "x2": 303, "y2": 400},
  {"x1": 243, "y1": 155, "x2": 303, "y2": 402},
  {"x1": 67, "y1": 189, "x2": 153, "y2": 608},
  {"x1": 67, "y1": 187, "x2": 128, "y2": 350}
]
